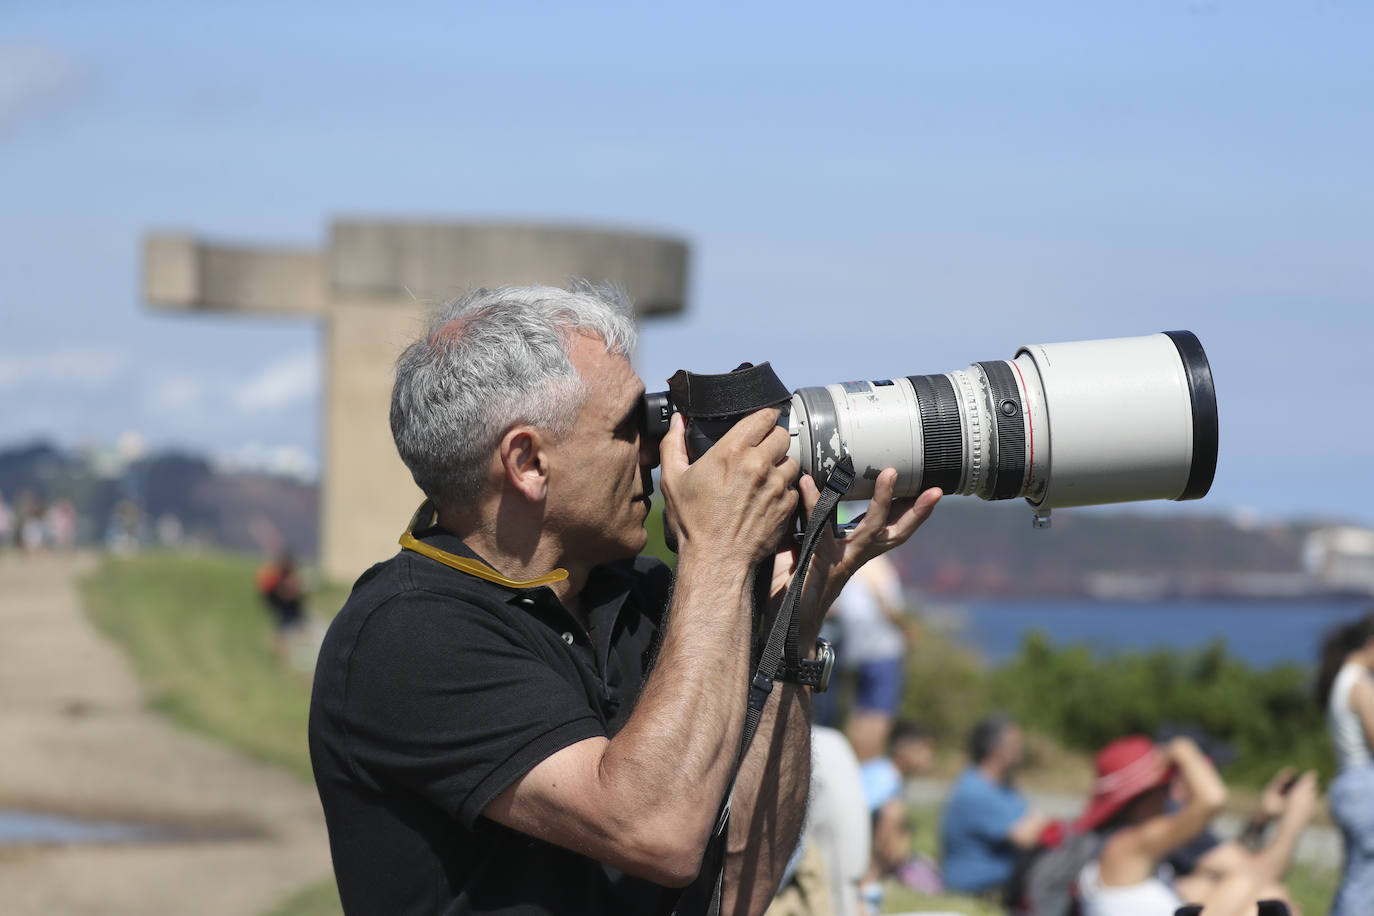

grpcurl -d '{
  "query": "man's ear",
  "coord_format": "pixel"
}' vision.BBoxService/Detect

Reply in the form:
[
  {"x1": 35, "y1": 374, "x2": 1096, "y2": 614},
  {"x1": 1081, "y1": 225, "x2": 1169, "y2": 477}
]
[{"x1": 498, "y1": 426, "x2": 550, "y2": 502}]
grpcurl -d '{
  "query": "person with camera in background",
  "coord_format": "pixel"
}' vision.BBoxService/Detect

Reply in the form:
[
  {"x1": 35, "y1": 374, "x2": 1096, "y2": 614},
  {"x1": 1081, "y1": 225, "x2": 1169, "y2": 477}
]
[
  {"x1": 1075, "y1": 735, "x2": 1314, "y2": 916},
  {"x1": 307, "y1": 283, "x2": 942, "y2": 915}
]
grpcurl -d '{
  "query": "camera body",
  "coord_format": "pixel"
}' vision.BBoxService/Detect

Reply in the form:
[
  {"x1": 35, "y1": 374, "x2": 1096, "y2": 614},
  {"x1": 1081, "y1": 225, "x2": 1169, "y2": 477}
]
[{"x1": 640, "y1": 331, "x2": 1217, "y2": 527}]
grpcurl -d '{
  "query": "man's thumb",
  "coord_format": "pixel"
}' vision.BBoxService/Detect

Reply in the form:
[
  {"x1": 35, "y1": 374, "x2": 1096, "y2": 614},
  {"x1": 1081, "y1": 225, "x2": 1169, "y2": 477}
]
[{"x1": 659, "y1": 413, "x2": 689, "y2": 479}]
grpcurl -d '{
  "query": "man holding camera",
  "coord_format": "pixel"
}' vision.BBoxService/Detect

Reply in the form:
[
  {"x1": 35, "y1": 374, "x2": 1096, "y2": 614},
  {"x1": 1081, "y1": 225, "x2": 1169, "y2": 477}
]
[{"x1": 308, "y1": 283, "x2": 940, "y2": 915}]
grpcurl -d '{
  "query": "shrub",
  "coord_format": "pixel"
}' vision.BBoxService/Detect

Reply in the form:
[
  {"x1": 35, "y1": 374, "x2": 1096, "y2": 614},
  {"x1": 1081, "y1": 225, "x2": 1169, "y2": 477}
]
[{"x1": 984, "y1": 631, "x2": 1331, "y2": 786}]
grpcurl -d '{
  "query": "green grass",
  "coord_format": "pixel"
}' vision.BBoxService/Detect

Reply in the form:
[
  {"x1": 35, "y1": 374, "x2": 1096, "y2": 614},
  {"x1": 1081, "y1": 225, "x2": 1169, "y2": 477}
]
[
  {"x1": 882, "y1": 884, "x2": 1002, "y2": 915},
  {"x1": 264, "y1": 877, "x2": 343, "y2": 916},
  {"x1": 1285, "y1": 862, "x2": 1338, "y2": 915},
  {"x1": 81, "y1": 550, "x2": 346, "y2": 915}
]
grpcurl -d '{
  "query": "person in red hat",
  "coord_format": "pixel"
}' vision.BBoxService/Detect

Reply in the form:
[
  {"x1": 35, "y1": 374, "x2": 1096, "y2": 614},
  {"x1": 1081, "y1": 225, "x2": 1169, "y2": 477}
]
[{"x1": 1074, "y1": 735, "x2": 1315, "y2": 916}]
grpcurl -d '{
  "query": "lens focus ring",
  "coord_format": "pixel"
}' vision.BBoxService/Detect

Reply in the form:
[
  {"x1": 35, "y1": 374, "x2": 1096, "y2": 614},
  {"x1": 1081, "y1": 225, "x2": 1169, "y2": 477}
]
[
  {"x1": 908, "y1": 374, "x2": 963, "y2": 495},
  {"x1": 977, "y1": 360, "x2": 1028, "y2": 500}
]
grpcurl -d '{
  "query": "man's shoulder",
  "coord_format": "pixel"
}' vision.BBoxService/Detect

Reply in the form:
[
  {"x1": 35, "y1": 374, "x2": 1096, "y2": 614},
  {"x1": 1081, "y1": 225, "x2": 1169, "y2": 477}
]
[
  {"x1": 324, "y1": 551, "x2": 515, "y2": 647},
  {"x1": 951, "y1": 767, "x2": 984, "y2": 794},
  {"x1": 949, "y1": 768, "x2": 1008, "y2": 806}
]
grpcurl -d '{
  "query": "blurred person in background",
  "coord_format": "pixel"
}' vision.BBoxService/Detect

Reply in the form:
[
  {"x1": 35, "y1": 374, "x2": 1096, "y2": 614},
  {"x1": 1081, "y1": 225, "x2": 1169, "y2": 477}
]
[
  {"x1": 767, "y1": 726, "x2": 870, "y2": 916},
  {"x1": 858, "y1": 720, "x2": 941, "y2": 912},
  {"x1": 308, "y1": 284, "x2": 942, "y2": 916},
  {"x1": 0, "y1": 491, "x2": 12, "y2": 552},
  {"x1": 1152, "y1": 727, "x2": 1297, "y2": 897},
  {"x1": 859, "y1": 764, "x2": 915, "y2": 915},
  {"x1": 18, "y1": 490, "x2": 45, "y2": 552},
  {"x1": 1075, "y1": 735, "x2": 1314, "y2": 916},
  {"x1": 255, "y1": 550, "x2": 306, "y2": 662},
  {"x1": 860, "y1": 719, "x2": 935, "y2": 793},
  {"x1": 941, "y1": 714, "x2": 1049, "y2": 897},
  {"x1": 105, "y1": 497, "x2": 142, "y2": 553},
  {"x1": 1316, "y1": 611, "x2": 1374, "y2": 915},
  {"x1": 45, "y1": 498, "x2": 77, "y2": 550},
  {"x1": 826, "y1": 551, "x2": 911, "y2": 761}
]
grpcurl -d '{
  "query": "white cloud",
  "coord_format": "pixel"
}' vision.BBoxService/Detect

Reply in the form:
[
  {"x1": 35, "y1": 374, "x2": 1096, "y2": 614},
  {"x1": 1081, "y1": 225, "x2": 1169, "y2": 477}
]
[
  {"x1": 0, "y1": 346, "x2": 130, "y2": 390},
  {"x1": 232, "y1": 350, "x2": 319, "y2": 413},
  {"x1": 146, "y1": 375, "x2": 205, "y2": 414},
  {"x1": 213, "y1": 441, "x2": 318, "y2": 482},
  {"x1": 0, "y1": 41, "x2": 84, "y2": 135}
]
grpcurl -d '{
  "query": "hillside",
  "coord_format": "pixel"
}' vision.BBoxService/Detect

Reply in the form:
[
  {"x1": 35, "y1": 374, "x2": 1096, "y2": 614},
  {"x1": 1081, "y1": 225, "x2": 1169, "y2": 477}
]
[
  {"x1": 0, "y1": 441, "x2": 316, "y2": 556},
  {"x1": 4, "y1": 439, "x2": 1366, "y2": 598},
  {"x1": 883, "y1": 497, "x2": 1319, "y2": 598}
]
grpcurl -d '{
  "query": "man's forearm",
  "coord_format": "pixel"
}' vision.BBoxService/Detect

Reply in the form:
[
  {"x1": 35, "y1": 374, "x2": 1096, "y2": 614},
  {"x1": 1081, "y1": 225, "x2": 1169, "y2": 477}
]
[
  {"x1": 717, "y1": 598, "x2": 822, "y2": 916},
  {"x1": 595, "y1": 551, "x2": 758, "y2": 868},
  {"x1": 719, "y1": 676, "x2": 811, "y2": 916}
]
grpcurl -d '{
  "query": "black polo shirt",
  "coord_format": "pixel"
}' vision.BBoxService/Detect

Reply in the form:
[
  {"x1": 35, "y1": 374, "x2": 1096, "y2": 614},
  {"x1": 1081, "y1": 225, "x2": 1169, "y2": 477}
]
[{"x1": 309, "y1": 525, "x2": 695, "y2": 915}]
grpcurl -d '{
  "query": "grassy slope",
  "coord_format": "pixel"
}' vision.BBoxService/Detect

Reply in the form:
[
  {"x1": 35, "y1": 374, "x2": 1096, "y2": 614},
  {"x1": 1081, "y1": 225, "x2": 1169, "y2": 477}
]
[{"x1": 81, "y1": 550, "x2": 344, "y2": 915}]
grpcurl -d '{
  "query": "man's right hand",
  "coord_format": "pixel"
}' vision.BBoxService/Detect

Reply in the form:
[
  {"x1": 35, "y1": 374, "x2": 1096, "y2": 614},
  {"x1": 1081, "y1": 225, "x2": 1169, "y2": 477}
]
[{"x1": 658, "y1": 408, "x2": 799, "y2": 567}]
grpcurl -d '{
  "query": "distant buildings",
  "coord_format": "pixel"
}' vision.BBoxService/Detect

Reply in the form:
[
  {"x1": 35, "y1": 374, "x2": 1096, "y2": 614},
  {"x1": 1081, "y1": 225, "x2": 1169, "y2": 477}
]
[{"x1": 1305, "y1": 526, "x2": 1374, "y2": 596}]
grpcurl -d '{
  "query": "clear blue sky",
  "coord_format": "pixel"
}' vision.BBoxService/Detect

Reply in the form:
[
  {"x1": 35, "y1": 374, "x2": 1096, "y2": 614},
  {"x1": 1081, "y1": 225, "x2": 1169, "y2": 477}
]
[{"x1": 2, "y1": 1, "x2": 1370, "y2": 524}]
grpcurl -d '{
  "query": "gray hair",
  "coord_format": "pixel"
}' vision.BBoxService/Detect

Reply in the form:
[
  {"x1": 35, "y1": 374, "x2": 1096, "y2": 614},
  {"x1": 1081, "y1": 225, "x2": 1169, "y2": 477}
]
[{"x1": 390, "y1": 282, "x2": 638, "y2": 509}]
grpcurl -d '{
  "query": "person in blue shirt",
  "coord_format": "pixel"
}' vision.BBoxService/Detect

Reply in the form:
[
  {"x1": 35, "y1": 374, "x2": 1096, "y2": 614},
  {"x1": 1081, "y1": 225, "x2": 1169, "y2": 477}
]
[{"x1": 940, "y1": 715, "x2": 1049, "y2": 895}]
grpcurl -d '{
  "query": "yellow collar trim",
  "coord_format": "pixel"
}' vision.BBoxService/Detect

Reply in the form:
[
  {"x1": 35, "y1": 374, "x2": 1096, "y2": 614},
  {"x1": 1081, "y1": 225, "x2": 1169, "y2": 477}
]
[{"x1": 398, "y1": 501, "x2": 569, "y2": 589}]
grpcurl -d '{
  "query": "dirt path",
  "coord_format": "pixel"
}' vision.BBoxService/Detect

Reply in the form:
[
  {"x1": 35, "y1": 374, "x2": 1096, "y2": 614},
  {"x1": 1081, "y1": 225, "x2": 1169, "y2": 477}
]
[{"x1": 0, "y1": 552, "x2": 333, "y2": 915}]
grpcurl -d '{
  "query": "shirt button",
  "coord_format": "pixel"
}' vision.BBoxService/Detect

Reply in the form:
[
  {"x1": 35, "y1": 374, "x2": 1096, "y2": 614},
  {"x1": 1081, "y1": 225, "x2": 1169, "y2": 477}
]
[
  {"x1": 561, "y1": 632, "x2": 575, "y2": 645},
  {"x1": 517, "y1": 597, "x2": 536, "y2": 607}
]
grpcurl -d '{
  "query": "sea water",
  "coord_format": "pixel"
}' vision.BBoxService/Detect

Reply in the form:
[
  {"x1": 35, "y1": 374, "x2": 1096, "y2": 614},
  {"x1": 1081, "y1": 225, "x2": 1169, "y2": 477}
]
[{"x1": 922, "y1": 597, "x2": 1372, "y2": 667}]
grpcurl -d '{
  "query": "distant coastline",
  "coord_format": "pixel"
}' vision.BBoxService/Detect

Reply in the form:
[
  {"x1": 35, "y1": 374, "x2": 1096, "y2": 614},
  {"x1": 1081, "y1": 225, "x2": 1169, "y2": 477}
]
[{"x1": 918, "y1": 595, "x2": 1371, "y2": 667}]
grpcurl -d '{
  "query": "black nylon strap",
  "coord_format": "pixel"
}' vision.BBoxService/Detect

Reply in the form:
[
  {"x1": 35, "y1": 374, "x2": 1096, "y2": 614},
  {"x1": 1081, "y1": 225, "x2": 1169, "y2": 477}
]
[{"x1": 755, "y1": 455, "x2": 853, "y2": 734}]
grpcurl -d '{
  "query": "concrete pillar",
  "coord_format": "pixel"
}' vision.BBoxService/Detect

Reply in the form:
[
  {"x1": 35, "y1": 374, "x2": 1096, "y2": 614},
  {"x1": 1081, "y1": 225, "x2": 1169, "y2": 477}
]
[{"x1": 143, "y1": 220, "x2": 689, "y2": 581}]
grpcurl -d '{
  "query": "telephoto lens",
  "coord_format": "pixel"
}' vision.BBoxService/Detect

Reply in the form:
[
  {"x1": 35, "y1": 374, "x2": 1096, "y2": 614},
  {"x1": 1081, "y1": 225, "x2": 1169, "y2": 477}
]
[{"x1": 786, "y1": 331, "x2": 1217, "y2": 526}]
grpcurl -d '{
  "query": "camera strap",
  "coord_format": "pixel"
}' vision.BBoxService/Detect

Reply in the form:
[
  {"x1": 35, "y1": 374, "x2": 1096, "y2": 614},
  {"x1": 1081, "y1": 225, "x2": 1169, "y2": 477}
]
[
  {"x1": 697, "y1": 455, "x2": 854, "y2": 916},
  {"x1": 749, "y1": 454, "x2": 854, "y2": 734}
]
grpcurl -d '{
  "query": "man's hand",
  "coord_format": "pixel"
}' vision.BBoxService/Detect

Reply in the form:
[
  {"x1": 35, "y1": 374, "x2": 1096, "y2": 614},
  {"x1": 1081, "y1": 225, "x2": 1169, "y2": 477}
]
[
  {"x1": 659, "y1": 409, "x2": 800, "y2": 567},
  {"x1": 771, "y1": 466, "x2": 940, "y2": 630}
]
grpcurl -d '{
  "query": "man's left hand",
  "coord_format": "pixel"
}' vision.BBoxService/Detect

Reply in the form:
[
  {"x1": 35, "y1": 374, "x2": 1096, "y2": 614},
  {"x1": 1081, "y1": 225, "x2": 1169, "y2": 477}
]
[{"x1": 769, "y1": 467, "x2": 940, "y2": 631}]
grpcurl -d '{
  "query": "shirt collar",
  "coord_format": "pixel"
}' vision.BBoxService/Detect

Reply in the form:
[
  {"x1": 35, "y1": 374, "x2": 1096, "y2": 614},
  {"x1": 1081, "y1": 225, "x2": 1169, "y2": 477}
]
[{"x1": 400, "y1": 500, "x2": 567, "y2": 590}]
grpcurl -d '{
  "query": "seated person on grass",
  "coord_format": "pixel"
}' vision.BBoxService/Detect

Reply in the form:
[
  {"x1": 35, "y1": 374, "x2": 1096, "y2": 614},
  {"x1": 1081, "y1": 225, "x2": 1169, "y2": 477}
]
[
  {"x1": 859, "y1": 721, "x2": 943, "y2": 910},
  {"x1": 1075, "y1": 735, "x2": 1316, "y2": 916},
  {"x1": 940, "y1": 715, "x2": 1049, "y2": 896}
]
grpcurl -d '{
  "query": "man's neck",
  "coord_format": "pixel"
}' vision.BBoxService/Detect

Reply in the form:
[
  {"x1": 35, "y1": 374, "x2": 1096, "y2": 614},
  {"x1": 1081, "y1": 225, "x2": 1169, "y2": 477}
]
[
  {"x1": 977, "y1": 760, "x2": 1007, "y2": 787},
  {"x1": 436, "y1": 505, "x2": 589, "y2": 622}
]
